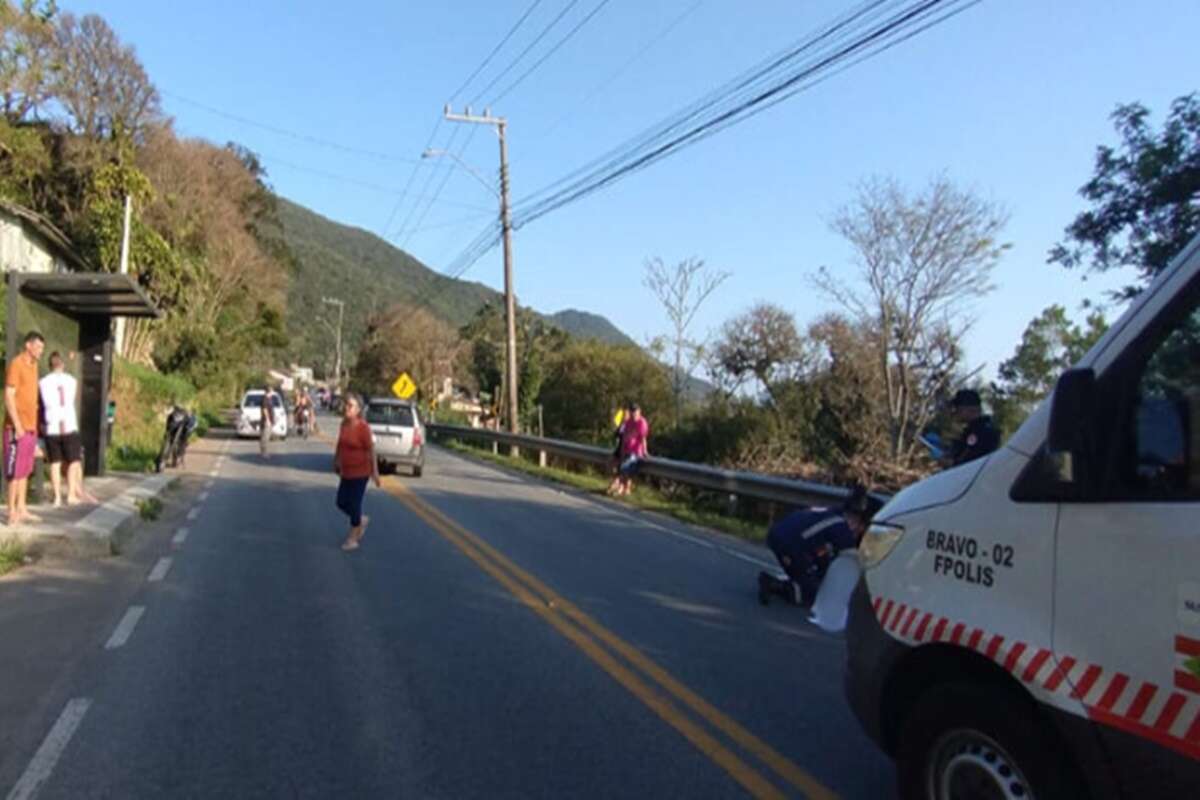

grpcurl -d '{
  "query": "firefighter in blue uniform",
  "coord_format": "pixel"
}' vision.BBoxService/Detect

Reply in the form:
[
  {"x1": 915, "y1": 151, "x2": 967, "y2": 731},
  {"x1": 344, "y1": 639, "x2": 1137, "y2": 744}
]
[
  {"x1": 944, "y1": 388, "x2": 1000, "y2": 467},
  {"x1": 758, "y1": 485, "x2": 883, "y2": 607}
]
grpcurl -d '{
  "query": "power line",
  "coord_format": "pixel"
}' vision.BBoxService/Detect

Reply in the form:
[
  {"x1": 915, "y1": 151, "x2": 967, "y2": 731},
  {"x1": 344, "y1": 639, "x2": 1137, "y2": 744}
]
[
  {"x1": 512, "y1": 0, "x2": 976, "y2": 229},
  {"x1": 161, "y1": 89, "x2": 419, "y2": 164},
  {"x1": 523, "y1": 0, "x2": 705, "y2": 150},
  {"x1": 448, "y1": 0, "x2": 547, "y2": 101},
  {"x1": 489, "y1": 0, "x2": 614, "y2": 106},
  {"x1": 468, "y1": 0, "x2": 582, "y2": 107}
]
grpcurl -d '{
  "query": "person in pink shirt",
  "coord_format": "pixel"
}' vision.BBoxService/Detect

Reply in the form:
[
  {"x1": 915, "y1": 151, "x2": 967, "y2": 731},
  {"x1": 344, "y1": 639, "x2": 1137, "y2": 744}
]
[{"x1": 607, "y1": 403, "x2": 649, "y2": 497}]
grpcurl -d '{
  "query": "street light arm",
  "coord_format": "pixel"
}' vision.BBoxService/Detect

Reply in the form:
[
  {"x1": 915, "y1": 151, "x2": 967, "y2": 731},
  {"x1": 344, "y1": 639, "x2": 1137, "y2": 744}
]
[{"x1": 423, "y1": 149, "x2": 500, "y2": 198}]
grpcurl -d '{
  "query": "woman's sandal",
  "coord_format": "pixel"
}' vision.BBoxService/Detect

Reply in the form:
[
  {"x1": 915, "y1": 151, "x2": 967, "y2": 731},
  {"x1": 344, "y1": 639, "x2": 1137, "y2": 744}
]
[{"x1": 340, "y1": 539, "x2": 359, "y2": 551}]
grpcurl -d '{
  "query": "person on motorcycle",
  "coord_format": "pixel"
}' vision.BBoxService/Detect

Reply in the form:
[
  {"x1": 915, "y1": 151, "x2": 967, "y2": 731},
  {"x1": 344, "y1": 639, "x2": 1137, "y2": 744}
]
[
  {"x1": 156, "y1": 402, "x2": 197, "y2": 471},
  {"x1": 294, "y1": 389, "x2": 314, "y2": 437},
  {"x1": 757, "y1": 484, "x2": 884, "y2": 607}
]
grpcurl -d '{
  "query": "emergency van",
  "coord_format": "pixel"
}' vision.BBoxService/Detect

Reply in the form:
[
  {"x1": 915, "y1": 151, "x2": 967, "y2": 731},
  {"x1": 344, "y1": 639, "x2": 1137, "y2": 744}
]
[{"x1": 845, "y1": 231, "x2": 1200, "y2": 800}]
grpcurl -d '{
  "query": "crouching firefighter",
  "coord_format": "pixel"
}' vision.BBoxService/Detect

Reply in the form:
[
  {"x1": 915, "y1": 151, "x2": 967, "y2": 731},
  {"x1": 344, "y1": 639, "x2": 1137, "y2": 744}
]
[{"x1": 758, "y1": 485, "x2": 884, "y2": 607}]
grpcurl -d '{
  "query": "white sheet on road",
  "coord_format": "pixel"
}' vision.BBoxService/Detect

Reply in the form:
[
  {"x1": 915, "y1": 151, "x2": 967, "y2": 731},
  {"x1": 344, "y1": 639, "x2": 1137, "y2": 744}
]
[{"x1": 808, "y1": 551, "x2": 862, "y2": 633}]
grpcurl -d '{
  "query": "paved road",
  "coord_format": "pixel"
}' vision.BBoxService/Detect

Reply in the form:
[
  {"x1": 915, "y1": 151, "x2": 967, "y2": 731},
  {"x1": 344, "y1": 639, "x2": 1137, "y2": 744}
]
[{"x1": 1, "y1": 424, "x2": 895, "y2": 799}]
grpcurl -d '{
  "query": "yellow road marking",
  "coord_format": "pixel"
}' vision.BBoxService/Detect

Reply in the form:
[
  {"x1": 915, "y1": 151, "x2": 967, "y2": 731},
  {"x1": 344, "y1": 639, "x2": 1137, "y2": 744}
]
[{"x1": 384, "y1": 478, "x2": 838, "y2": 800}]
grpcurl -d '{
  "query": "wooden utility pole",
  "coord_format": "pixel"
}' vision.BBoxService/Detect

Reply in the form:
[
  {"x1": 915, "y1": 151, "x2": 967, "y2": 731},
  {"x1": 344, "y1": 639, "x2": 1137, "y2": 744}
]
[{"x1": 442, "y1": 106, "x2": 519, "y2": 435}]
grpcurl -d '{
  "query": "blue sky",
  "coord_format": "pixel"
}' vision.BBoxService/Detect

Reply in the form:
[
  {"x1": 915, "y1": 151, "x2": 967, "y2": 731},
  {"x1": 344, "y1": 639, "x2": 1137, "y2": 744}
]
[{"x1": 78, "y1": 0, "x2": 1197, "y2": 375}]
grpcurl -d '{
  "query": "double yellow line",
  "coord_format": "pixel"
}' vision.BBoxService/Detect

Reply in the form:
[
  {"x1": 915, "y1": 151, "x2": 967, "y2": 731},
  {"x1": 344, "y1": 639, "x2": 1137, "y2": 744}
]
[{"x1": 383, "y1": 478, "x2": 837, "y2": 800}]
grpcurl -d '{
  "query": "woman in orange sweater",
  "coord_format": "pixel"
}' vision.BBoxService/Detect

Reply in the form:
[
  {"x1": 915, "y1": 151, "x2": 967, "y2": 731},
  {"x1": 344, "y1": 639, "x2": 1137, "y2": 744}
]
[{"x1": 333, "y1": 394, "x2": 380, "y2": 551}]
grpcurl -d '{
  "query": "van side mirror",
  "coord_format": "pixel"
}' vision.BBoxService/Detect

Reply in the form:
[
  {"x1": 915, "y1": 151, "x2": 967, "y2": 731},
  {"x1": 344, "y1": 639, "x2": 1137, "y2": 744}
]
[{"x1": 1048, "y1": 368, "x2": 1095, "y2": 453}]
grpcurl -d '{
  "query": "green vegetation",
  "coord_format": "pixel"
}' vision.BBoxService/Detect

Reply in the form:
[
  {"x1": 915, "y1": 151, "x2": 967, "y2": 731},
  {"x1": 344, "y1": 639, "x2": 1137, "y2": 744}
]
[
  {"x1": 107, "y1": 359, "x2": 217, "y2": 472},
  {"x1": 135, "y1": 497, "x2": 162, "y2": 521},
  {"x1": 441, "y1": 439, "x2": 764, "y2": 542},
  {"x1": 546, "y1": 309, "x2": 636, "y2": 347},
  {"x1": 0, "y1": 537, "x2": 27, "y2": 576}
]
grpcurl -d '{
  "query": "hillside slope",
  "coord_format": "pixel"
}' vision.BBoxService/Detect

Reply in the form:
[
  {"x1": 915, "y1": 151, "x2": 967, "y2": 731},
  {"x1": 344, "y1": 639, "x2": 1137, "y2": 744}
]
[{"x1": 277, "y1": 198, "x2": 639, "y2": 371}]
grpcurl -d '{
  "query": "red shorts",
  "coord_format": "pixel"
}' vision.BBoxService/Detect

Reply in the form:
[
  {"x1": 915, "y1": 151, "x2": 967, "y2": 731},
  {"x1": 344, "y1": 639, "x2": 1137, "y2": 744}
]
[{"x1": 3, "y1": 428, "x2": 36, "y2": 480}]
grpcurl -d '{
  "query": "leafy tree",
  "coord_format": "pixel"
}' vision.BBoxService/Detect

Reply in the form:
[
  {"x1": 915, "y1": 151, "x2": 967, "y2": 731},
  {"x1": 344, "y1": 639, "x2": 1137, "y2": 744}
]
[
  {"x1": 52, "y1": 12, "x2": 161, "y2": 141},
  {"x1": 989, "y1": 305, "x2": 1107, "y2": 436},
  {"x1": 815, "y1": 175, "x2": 1008, "y2": 468},
  {"x1": 539, "y1": 339, "x2": 671, "y2": 444},
  {"x1": 643, "y1": 256, "x2": 729, "y2": 428},
  {"x1": 354, "y1": 304, "x2": 460, "y2": 399},
  {"x1": 0, "y1": 0, "x2": 58, "y2": 123},
  {"x1": 1050, "y1": 94, "x2": 1200, "y2": 298},
  {"x1": 712, "y1": 303, "x2": 805, "y2": 410}
]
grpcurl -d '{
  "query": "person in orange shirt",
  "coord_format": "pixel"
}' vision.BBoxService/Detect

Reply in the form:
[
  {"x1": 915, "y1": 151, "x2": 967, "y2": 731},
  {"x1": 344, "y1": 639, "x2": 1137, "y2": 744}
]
[
  {"x1": 333, "y1": 393, "x2": 380, "y2": 551},
  {"x1": 5, "y1": 331, "x2": 45, "y2": 525}
]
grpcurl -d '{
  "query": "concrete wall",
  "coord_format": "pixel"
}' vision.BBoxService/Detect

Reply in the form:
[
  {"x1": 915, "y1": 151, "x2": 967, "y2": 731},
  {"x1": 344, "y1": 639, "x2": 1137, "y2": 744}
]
[{"x1": 0, "y1": 215, "x2": 69, "y2": 275}]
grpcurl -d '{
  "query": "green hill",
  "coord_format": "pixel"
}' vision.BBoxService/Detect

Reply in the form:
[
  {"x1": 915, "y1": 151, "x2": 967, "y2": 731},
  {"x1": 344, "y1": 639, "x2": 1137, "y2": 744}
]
[
  {"x1": 276, "y1": 197, "x2": 637, "y2": 373},
  {"x1": 547, "y1": 309, "x2": 637, "y2": 347}
]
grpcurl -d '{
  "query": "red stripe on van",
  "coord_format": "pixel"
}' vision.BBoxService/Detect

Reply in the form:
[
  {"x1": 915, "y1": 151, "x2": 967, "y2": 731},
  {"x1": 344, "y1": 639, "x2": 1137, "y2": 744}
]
[
  {"x1": 914, "y1": 613, "x2": 933, "y2": 642},
  {"x1": 966, "y1": 629, "x2": 983, "y2": 651},
  {"x1": 1153, "y1": 693, "x2": 1186, "y2": 733},
  {"x1": 1021, "y1": 649, "x2": 1051, "y2": 683},
  {"x1": 900, "y1": 608, "x2": 920, "y2": 637},
  {"x1": 1044, "y1": 657, "x2": 1075, "y2": 693},
  {"x1": 888, "y1": 604, "x2": 907, "y2": 632},
  {"x1": 1176, "y1": 634, "x2": 1200, "y2": 658},
  {"x1": 1072, "y1": 666, "x2": 1103, "y2": 700},
  {"x1": 1125, "y1": 683, "x2": 1158, "y2": 723},
  {"x1": 1175, "y1": 670, "x2": 1200, "y2": 696},
  {"x1": 879, "y1": 600, "x2": 895, "y2": 628},
  {"x1": 1097, "y1": 674, "x2": 1130, "y2": 711},
  {"x1": 950, "y1": 623, "x2": 965, "y2": 645},
  {"x1": 984, "y1": 634, "x2": 1005, "y2": 661},
  {"x1": 930, "y1": 617, "x2": 948, "y2": 642},
  {"x1": 1003, "y1": 642, "x2": 1027, "y2": 673}
]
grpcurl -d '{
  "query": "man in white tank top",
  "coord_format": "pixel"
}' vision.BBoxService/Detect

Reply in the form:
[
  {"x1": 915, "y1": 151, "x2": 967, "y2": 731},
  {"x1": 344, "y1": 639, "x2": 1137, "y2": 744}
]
[{"x1": 38, "y1": 352, "x2": 96, "y2": 506}]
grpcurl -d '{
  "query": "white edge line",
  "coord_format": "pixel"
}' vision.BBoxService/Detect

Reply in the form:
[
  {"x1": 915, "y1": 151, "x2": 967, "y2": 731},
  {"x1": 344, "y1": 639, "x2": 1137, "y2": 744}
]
[
  {"x1": 104, "y1": 606, "x2": 146, "y2": 650},
  {"x1": 198, "y1": 491, "x2": 210, "y2": 502},
  {"x1": 186, "y1": 508, "x2": 200, "y2": 521},
  {"x1": 147, "y1": 557, "x2": 173, "y2": 583},
  {"x1": 6, "y1": 697, "x2": 92, "y2": 800},
  {"x1": 720, "y1": 548, "x2": 777, "y2": 570},
  {"x1": 171, "y1": 527, "x2": 189, "y2": 546}
]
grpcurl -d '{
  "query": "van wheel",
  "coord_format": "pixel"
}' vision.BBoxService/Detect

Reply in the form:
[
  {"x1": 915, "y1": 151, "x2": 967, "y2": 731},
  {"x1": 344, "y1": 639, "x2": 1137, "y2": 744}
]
[
  {"x1": 896, "y1": 683, "x2": 1086, "y2": 800},
  {"x1": 412, "y1": 465, "x2": 423, "y2": 478}
]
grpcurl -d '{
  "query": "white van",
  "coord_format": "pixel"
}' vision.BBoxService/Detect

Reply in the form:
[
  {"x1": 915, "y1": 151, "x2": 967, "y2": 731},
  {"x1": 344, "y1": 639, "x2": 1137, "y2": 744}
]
[{"x1": 845, "y1": 233, "x2": 1200, "y2": 799}]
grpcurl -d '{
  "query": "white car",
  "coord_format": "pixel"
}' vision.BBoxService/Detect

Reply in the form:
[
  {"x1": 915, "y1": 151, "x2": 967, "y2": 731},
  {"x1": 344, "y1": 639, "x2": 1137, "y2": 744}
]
[
  {"x1": 365, "y1": 398, "x2": 424, "y2": 476},
  {"x1": 236, "y1": 390, "x2": 288, "y2": 440},
  {"x1": 845, "y1": 232, "x2": 1200, "y2": 799}
]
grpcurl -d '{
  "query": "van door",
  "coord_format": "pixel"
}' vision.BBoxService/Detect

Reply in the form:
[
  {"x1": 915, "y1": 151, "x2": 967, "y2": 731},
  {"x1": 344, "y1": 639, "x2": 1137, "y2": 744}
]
[{"x1": 1053, "y1": 288, "x2": 1200, "y2": 794}]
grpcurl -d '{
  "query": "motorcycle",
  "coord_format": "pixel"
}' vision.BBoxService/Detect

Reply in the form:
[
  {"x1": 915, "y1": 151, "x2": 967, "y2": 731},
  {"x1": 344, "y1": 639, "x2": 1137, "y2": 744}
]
[{"x1": 156, "y1": 405, "x2": 198, "y2": 472}]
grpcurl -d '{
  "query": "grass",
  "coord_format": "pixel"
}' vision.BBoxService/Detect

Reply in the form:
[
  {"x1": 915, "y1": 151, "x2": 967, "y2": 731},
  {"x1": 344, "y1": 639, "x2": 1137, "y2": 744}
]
[
  {"x1": 0, "y1": 537, "x2": 27, "y2": 576},
  {"x1": 136, "y1": 497, "x2": 163, "y2": 521},
  {"x1": 441, "y1": 439, "x2": 765, "y2": 542}
]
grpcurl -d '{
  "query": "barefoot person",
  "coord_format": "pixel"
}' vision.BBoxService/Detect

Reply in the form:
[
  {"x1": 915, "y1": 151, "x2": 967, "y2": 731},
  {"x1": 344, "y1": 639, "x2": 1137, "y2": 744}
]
[
  {"x1": 334, "y1": 393, "x2": 380, "y2": 551},
  {"x1": 38, "y1": 352, "x2": 97, "y2": 506},
  {"x1": 5, "y1": 331, "x2": 44, "y2": 525}
]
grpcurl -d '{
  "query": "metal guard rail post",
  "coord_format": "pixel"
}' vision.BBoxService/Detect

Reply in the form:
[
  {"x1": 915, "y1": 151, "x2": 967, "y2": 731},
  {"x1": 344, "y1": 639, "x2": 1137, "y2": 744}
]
[{"x1": 426, "y1": 423, "x2": 880, "y2": 508}]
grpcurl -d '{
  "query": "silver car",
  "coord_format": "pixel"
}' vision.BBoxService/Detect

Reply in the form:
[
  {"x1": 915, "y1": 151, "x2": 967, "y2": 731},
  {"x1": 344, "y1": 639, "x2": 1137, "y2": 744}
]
[{"x1": 365, "y1": 398, "x2": 424, "y2": 477}]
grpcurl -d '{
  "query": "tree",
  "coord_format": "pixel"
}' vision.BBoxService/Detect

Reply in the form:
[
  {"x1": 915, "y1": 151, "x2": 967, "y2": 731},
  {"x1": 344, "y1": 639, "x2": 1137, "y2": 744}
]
[
  {"x1": 540, "y1": 339, "x2": 672, "y2": 444},
  {"x1": 0, "y1": 0, "x2": 58, "y2": 123},
  {"x1": 712, "y1": 302, "x2": 806, "y2": 416},
  {"x1": 643, "y1": 256, "x2": 729, "y2": 428},
  {"x1": 52, "y1": 12, "x2": 160, "y2": 141},
  {"x1": 814, "y1": 176, "x2": 1008, "y2": 467},
  {"x1": 990, "y1": 305, "x2": 1107, "y2": 436},
  {"x1": 1050, "y1": 94, "x2": 1200, "y2": 298},
  {"x1": 354, "y1": 304, "x2": 461, "y2": 399}
]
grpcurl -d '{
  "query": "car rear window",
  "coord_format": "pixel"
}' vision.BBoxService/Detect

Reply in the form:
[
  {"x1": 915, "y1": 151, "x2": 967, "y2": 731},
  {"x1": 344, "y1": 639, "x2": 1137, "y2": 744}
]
[
  {"x1": 367, "y1": 404, "x2": 414, "y2": 426},
  {"x1": 243, "y1": 394, "x2": 283, "y2": 408}
]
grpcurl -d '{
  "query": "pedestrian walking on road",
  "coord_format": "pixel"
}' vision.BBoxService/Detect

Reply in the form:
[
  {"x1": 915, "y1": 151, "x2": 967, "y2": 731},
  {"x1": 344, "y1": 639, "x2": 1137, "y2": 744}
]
[
  {"x1": 5, "y1": 331, "x2": 44, "y2": 525},
  {"x1": 259, "y1": 387, "x2": 276, "y2": 459},
  {"x1": 334, "y1": 393, "x2": 380, "y2": 551},
  {"x1": 607, "y1": 403, "x2": 649, "y2": 497},
  {"x1": 38, "y1": 352, "x2": 97, "y2": 507}
]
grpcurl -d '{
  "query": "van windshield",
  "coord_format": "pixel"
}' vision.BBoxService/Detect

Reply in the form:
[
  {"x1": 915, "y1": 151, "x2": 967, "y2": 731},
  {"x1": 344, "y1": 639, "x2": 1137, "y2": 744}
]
[{"x1": 367, "y1": 404, "x2": 414, "y2": 427}]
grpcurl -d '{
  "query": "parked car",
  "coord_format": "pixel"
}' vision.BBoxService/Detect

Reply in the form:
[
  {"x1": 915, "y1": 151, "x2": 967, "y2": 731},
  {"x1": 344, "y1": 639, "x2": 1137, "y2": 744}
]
[
  {"x1": 236, "y1": 390, "x2": 288, "y2": 440},
  {"x1": 365, "y1": 398, "x2": 424, "y2": 477}
]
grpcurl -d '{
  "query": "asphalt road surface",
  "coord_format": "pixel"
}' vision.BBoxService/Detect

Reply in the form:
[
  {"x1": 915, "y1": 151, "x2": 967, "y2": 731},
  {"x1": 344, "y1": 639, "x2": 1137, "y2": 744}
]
[{"x1": 0, "y1": 422, "x2": 896, "y2": 799}]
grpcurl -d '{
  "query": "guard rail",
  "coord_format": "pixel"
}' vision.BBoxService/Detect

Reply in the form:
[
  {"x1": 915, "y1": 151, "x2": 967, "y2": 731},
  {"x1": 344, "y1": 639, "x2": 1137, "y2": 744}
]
[{"x1": 426, "y1": 423, "x2": 878, "y2": 508}]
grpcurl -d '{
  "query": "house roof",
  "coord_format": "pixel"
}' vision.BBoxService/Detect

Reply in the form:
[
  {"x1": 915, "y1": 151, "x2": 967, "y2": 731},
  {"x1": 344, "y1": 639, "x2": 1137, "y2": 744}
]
[{"x1": 0, "y1": 200, "x2": 94, "y2": 272}]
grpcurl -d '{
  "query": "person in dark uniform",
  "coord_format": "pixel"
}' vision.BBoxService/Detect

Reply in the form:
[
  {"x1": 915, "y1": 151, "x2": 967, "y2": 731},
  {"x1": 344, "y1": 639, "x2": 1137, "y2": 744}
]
[
  {"x1": 944, "y1": 389, "x2": 1000, "y2": 467},
  {"x1": 758, "y1": 485, "x2": 884, "y2": 607}
]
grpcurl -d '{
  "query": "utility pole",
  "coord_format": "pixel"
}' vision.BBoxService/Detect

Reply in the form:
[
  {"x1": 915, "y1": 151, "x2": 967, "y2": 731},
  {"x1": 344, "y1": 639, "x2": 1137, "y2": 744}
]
[
  {"x1": 322, "y1": 296, "x2": 345, "y2": 389},
  {"x1": 443, "y1": 105, "x2": 519, "y2": 435},
  {"x1": 114, "y1": 194, "x2": 132, "y2": 357}
]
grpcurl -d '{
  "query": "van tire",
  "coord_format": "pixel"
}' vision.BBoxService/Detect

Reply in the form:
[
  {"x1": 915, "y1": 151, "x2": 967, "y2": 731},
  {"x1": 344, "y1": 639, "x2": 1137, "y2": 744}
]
[
  {"x1": 895, "y1": 682, "x2": 1086, "y2": 800},
  {"x1": 412, "y1": 465, "x2": 423, "y2": 478}
]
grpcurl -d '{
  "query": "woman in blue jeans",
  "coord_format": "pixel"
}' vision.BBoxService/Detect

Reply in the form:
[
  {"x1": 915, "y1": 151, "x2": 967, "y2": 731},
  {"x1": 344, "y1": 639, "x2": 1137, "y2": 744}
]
[{"x1": 334, "y1": 394, "x2": 380, "y2": 551}]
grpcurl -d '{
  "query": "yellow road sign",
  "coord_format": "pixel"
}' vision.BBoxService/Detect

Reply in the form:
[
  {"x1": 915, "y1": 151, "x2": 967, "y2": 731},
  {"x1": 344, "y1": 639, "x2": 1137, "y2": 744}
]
[{"x1": 392, "y1": 372, "x2": 417, "y2": 399}]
